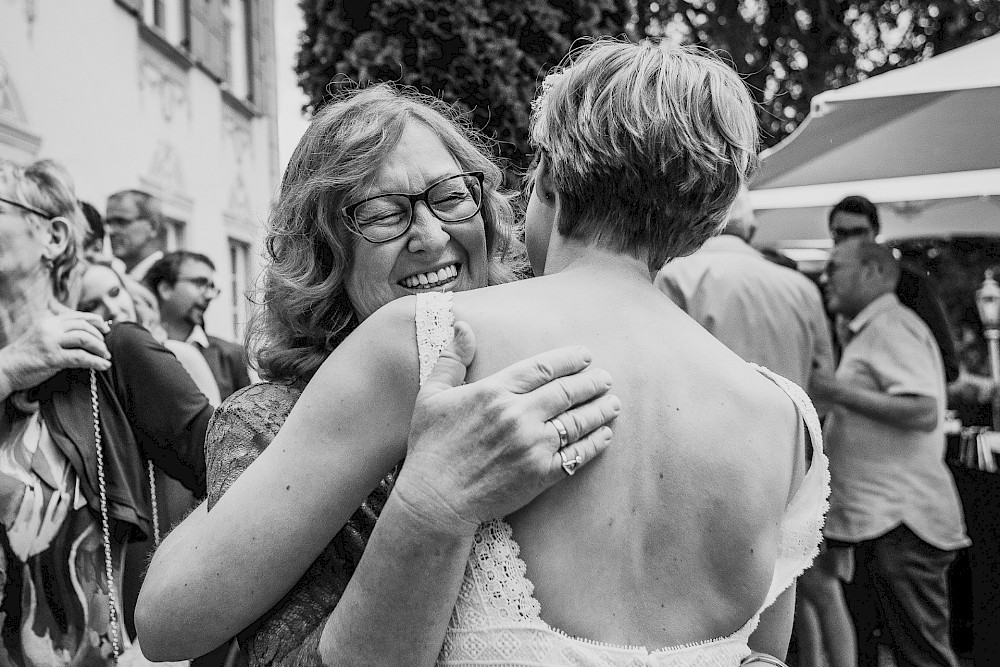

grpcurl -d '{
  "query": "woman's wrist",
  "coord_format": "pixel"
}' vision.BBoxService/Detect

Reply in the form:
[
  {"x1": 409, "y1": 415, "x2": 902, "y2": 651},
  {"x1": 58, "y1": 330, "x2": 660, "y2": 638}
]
[{"x1": 390, "y1": 471, "x2": 481, "y2": 538}]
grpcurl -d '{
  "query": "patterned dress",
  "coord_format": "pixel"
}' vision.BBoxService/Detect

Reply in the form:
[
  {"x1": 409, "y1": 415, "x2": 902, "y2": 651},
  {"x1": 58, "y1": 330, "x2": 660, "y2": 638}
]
[{"x1": 0, "y1": 409, "x2": 125, "y2": 665}]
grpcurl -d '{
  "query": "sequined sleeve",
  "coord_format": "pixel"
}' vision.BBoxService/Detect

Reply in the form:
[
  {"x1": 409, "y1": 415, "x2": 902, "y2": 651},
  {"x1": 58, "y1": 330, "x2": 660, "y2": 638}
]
[{"x1": 205, "y1": 382, "x2": 396, "y2": 666}]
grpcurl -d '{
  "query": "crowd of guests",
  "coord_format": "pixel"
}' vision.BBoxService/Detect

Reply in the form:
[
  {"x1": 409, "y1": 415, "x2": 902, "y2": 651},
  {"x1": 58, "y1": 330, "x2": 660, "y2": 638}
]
[
  {"x1": 0, "y1": 34, "x2": 996, "y2": 667},
  {"x1": 658, "y1": 188, "x2": 999, "y2": 667}
]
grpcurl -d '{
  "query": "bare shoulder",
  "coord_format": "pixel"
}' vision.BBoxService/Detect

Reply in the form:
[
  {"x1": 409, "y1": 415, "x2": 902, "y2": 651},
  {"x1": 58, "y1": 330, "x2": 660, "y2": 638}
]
[{"x1": 311, "y1": 295, "x2": 420, "y2": 391}]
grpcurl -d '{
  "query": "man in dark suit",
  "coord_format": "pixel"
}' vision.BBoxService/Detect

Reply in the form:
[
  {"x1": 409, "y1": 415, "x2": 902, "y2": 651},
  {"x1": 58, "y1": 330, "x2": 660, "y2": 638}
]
[{"x1": 144, "y1": 251, "x2": 251, "y2": 401}]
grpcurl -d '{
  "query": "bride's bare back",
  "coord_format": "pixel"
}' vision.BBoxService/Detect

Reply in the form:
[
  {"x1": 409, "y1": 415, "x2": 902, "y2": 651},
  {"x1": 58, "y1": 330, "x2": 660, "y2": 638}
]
[{"x1": 452, "y1": 261, "x2": 805, "y2": 649}]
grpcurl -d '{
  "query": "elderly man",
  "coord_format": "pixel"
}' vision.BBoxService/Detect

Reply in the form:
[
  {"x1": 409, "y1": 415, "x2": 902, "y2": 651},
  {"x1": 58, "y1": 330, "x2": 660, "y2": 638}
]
[
  {"x1": 655, "y1": 187, "x2": 834, "y2": 390},
  {"x1": 105, "y1": 189, "x2": 165, "y2": 281},
  {"x1": 811, "y1": 238, "x2": 968, "y2": 667},
  {"x1": 827, "y1": 195, "x2": 958, "y2": 383}
]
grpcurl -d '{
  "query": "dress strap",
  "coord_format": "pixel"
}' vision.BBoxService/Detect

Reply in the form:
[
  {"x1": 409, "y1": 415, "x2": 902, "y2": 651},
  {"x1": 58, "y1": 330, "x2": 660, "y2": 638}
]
[
  {"x1": 748, "y1": 363, "x2": 831, "y2": 610},
  {"x1": 415, "y1": 292, "x2": 456, "y2": 387}
]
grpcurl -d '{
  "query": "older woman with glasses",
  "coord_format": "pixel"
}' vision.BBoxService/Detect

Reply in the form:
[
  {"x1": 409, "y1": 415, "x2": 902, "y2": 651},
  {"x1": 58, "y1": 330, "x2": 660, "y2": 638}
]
[
  {"x1": 139, "y1": 40, "x2": 823, "y2": 667},
  {"x1": 0, "y1": 159, "x2": 213, "y2": 665},
  {"x1": 136, "y1": 83, "x2": 619, "y2": 665}
]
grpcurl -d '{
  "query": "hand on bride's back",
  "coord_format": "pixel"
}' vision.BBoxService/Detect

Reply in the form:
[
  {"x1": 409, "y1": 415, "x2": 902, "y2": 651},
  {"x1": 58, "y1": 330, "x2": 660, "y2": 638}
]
[{"x1": 396, "y1": 321, "x2": 621, "y2": 532}]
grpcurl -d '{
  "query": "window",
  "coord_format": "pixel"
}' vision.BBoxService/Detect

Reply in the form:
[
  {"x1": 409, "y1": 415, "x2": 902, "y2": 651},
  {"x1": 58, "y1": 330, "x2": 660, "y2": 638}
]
[
  {"x1": 228, "y1": 238, "x2": 252, "y2": 338},
  {"x1": 143, "y1": 0, "x2": 185, "y2": 45},
  {"x1": 160, "y1": 216, "x2": 186, "y2": 251},
  {"x1": 223, "y1": 0, "x2": 251, "y2": 99}
]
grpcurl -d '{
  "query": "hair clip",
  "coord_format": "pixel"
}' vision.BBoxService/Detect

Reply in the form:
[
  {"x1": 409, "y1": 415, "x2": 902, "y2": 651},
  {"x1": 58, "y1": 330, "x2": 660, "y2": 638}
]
[{"x1": 531, "y1": 69, "x2": 568, "y2": 115}]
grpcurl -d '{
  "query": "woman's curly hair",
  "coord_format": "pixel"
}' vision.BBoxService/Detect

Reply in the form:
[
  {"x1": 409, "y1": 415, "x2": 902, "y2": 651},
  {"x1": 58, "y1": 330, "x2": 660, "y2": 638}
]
[{"x1": 247, "y1": 84, "x2": 525, "y2": 385}]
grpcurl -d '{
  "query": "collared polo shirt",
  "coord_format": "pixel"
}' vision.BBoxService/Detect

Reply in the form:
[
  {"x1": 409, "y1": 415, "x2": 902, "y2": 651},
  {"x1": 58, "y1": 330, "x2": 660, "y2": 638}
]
[{"x1": 823, "y1": 293, "x2": 968, "y2": 550}]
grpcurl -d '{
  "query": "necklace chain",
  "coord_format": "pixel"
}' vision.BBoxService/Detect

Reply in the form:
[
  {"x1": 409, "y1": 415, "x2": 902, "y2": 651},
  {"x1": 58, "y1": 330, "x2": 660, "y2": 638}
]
[{"x1": 92, "y1": 368, "x2": 122, "y2": 659}]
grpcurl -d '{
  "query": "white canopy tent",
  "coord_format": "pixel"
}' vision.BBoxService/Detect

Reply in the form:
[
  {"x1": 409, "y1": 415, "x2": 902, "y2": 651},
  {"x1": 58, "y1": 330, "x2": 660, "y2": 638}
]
[{"x1": 749, "y1": 33, "x2": 1000, "y2": 253}]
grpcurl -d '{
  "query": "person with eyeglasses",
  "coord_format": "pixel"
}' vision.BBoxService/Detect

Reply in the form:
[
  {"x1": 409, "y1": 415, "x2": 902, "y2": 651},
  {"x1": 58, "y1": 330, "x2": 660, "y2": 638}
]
[
  {"x1": 137, "y1": 43, "x2": 819, "y2": 667},
  {"x1": 0, "y1": 158, "x2": 213, "y2": 666},
  {"x1": 827, "y1": 195, "x2": 959, "y2": 385},
  {"x1": 143, "y1": 250, "x2": 248, "y2": 403}
]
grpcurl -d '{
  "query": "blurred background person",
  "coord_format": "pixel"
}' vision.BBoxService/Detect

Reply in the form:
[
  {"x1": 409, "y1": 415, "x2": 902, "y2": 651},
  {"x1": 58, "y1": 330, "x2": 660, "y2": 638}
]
[
  {"x1": 145, "y1": 251, "x2": 250, "y2": 402},
  {"x1": 810, "y1": 238, "x2": 968, "y2": 667},
  {"x1": 79, "y1": 200, "x2": 106, "y2": 262},
  {"x1": 656, "y1": 185, "x2": 835, "y2": 393},
  {"x1": 827, "y1": 195, "x2": 959, "y2": 385},
  {"x1": 77, "y1": 258, "x2": 222, "y2": 655},
  {"x1": 0, "y1": 158, "x2": 211, "y2": 665},
  {"x1": 105, "y1": 189, "x2": 165, "y2": 281}
]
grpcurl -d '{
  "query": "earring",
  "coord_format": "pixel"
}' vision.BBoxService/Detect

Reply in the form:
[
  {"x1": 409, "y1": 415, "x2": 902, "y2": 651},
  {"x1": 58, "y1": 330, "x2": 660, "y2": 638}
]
[{"x1": 41, "y1": 255, "x2": 54, "y2": 270}]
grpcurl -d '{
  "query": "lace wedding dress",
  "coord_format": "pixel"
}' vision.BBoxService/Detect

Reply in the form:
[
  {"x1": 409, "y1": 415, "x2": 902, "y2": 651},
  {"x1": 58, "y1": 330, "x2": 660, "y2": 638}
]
[{"x1": 415, "y1": 292, "x2": 830, "y2": 667}]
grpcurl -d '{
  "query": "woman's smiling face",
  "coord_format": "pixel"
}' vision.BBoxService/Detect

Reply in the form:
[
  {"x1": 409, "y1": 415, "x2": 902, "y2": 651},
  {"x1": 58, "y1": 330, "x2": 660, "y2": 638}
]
[
  {"x1": 78, "y1": 263, "x2": 137, "y2": 324},
  {"x1": 344, "y1": 120, "x2": 489, "y2": 321}
]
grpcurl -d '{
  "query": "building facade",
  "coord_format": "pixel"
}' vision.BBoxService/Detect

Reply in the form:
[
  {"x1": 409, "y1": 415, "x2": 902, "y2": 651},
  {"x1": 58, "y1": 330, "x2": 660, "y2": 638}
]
[{"x1": 0, "y1": 0, "x2": 278, "y2": 340}]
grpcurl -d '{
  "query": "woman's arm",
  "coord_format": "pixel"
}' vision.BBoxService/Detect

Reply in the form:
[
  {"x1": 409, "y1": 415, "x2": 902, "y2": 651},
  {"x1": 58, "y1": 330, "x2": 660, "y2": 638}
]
[
  {"x1": 137, "y1": 311, "x2": 618, "y2": 663},
  {"x1": 748, "y1": 583, "x2": 795, "y2": 659}
]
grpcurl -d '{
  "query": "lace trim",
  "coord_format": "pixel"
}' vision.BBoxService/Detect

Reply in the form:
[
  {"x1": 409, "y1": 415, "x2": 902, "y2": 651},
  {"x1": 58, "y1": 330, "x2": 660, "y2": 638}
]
[
  {"x1": 749, "y1": 363, "x2": 831, "y2": 608},
  {"x1": 416, "y1": 292, "x2": 455, "y2": 385}
]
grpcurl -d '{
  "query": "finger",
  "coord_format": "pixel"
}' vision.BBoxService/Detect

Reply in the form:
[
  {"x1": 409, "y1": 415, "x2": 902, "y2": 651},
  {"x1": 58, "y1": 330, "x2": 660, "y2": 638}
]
[
  {"x1": 522, "y1": 367, "x2": 615, "y2": 420},
  {"x1": 549, "y1": 426, "x2": 613, "y2": 479},
  {"x1": 485, "y1": 346, "x2": 593, "y2": 395},
  {"x1": 59, "y1": 349, "x2": 112, "y2": 372},
  {"x1": 419, "y1": 321, "x2": 477, "y2": 398},
  {"x1": 59, "y1": 330, "x2": 111, "y2": 360},
  {"x1": 61, "y1": 310, "x2": 111, "y2": 334},
  {"x1": 62, "y1": 319, "x2": 112, "y2": 354},
  {"x1": 546, "y1": 392, "x2": 621, "y2": 449}
]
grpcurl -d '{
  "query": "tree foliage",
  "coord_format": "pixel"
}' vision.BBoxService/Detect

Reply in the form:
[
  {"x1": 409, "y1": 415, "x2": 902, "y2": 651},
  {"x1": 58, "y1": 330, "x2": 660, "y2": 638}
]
[
  {"x1": 642, "y1": 0, "x2": 1000, "y2": 147},
  {"x1": 296, "y1": 0, "x2": 631, "y2": 169},
  {"x1": 296, "y1": 0, "x2": 1000, "y2": 168}
]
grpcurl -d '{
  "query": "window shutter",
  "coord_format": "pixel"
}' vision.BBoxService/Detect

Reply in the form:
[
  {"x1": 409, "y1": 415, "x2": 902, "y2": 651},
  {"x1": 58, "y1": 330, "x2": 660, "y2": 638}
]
[
  {"x1": 188, "y1": 0, "x2": 227, "y2": 81},
  {"x1": 246, "y1": 0, "x2": 269, "y2": 109}
]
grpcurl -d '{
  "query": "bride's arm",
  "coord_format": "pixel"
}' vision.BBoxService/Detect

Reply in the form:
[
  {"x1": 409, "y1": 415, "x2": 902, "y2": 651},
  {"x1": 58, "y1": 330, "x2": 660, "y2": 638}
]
[{"x1": 137, "y1": 306, "x2": 618, "y2": 663}]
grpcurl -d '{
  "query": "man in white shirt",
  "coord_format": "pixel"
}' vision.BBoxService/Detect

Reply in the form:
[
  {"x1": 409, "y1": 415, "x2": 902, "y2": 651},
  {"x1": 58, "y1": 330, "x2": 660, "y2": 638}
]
[{"x1": 810, "y1": 238, "x2": 968, "y2": 667}]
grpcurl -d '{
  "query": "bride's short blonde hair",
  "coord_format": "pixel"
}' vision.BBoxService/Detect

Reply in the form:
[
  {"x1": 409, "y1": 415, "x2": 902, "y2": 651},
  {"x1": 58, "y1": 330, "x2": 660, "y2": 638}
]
[{"x1": 529, "y1": 38, "x2": 759, "y2": 269}]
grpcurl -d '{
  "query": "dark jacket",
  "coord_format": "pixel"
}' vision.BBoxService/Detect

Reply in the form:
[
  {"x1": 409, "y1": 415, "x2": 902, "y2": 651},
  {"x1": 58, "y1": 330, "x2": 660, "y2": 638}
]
[
  {"x1": 31, "y1": 322, "x2": 211, "y2": 541},
  {"x1": 201, "y1": 335, "x2": 252, "y2": 401}
]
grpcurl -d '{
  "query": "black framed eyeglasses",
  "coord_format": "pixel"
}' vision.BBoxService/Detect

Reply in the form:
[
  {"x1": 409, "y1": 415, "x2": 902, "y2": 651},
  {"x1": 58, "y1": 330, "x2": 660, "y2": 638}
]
[
  {"x1": 343, "y1": 172, "x2": 485, "y2": 243},
  {"x1": 830, "y1": 226, "x2": 872, "y2": 244},
  {"x1": 176, "y1": 276, "x2": 220, "y2": 296},
  {"x1": 0, "y1": 194, "x2": 50, "y2": 219}
]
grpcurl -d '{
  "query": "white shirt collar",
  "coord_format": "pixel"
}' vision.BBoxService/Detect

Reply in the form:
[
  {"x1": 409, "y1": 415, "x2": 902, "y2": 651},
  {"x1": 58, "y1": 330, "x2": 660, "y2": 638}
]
[
  {"x1": 185, "y1": 325, "x2": 210, "y2": 349},
  {"x1": 127, "y1": 250, "x2": 164, "y2": 282}
]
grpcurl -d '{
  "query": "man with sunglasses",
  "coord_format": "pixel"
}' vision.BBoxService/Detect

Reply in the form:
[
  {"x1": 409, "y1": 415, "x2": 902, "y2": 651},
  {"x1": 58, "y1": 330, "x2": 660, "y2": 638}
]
[{"x1": 828, "y1": 195, "x2": 958, "y2": 384}]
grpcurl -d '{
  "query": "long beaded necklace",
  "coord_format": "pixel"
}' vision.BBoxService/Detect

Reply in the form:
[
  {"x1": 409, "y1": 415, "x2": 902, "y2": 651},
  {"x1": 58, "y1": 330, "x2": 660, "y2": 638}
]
[{"x1": 90, "y1": 368, "x2": 160, "y2": 662}]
